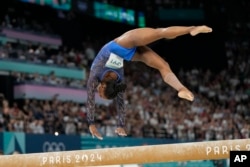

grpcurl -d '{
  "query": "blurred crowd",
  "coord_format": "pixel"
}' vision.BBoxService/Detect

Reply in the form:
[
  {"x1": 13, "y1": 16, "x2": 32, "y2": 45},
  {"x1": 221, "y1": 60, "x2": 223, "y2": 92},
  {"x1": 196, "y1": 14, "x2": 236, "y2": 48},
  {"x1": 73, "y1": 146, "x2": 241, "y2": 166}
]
[
  {"x1": 0, "y1": 41, "x2": 91, "y2": 88},
  {"x1": 0, "y1": 1, "x2": 250, "y2": 143}
]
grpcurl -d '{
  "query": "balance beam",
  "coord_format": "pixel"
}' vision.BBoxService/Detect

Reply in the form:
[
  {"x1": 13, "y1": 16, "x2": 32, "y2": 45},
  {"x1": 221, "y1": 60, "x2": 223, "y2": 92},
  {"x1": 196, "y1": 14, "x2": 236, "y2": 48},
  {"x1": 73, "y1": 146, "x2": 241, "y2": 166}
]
[{"x1": 0, "y1": 138, "x2": 249, "y2": 167}]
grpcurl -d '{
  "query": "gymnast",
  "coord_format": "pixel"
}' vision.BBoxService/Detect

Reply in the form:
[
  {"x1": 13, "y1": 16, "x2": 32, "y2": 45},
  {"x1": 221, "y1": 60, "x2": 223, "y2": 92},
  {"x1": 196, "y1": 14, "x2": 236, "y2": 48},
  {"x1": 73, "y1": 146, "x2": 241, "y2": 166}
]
[{"x1": 86, "y1": 25, "x2": 213, "y2": 140}]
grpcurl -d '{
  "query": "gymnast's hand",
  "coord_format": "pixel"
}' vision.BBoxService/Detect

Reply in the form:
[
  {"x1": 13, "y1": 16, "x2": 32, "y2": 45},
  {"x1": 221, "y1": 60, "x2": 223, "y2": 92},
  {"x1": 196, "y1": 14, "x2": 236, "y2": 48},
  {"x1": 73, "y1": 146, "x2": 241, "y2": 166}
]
[
  {"x1": 89, "y1": 124, "x2": 103, "y2": 140},
  {"x1": 115, "y1": 127, "x2": 127, "y2": 136}
]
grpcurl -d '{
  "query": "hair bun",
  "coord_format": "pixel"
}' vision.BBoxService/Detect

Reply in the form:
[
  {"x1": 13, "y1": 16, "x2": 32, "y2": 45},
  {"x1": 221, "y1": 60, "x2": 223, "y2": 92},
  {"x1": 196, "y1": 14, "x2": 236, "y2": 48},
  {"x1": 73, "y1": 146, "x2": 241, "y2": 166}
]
[
  {"x1": 115, "y1": 83, "x2": 127, "y2": 93},
  {"x1": 104, "y1": 80, "x2": 127, "y2": 99}
]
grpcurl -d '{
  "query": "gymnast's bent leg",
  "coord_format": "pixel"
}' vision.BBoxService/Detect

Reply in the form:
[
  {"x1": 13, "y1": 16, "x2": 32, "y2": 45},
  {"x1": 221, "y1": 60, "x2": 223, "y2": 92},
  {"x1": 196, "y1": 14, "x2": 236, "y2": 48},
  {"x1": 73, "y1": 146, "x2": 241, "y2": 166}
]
[{"x1": 132, "y1": 46, "x2": 194, "y2": 101}]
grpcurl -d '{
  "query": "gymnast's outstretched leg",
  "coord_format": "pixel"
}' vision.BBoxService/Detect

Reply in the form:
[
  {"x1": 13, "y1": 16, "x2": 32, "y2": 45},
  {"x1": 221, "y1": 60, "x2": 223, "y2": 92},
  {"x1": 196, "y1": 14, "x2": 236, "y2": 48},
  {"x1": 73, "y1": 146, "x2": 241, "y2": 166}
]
[{"x1": 114, "y1": 25, "x2": 212, "y2": 48}]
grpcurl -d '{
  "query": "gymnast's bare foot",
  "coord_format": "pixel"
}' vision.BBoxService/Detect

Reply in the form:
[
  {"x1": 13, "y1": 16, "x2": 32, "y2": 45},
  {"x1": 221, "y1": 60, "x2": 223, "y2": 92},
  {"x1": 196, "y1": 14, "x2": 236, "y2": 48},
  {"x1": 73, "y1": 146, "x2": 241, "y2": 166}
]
[
  {"x1": 190, "y1": 25, "x2": 213, "y2": 36},
  {"x1": 178, "y1": 88, "x2": 194, "y2": 101}
]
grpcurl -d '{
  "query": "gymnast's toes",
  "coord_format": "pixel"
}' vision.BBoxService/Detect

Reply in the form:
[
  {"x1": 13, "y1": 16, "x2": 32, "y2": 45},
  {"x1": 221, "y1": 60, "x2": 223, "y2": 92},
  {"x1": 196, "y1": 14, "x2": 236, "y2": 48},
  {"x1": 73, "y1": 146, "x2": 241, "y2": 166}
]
[{"x1": 178, "y1": 88, "x2": 194, "y2": 101}]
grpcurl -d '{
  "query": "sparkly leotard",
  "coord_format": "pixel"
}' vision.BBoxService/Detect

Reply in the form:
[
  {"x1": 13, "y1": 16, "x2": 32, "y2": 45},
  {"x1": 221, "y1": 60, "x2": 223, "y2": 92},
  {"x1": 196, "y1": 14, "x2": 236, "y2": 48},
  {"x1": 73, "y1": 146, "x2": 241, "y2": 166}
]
[{"x1": 87, "y1": 40, "x2": 136, "y2": 127}]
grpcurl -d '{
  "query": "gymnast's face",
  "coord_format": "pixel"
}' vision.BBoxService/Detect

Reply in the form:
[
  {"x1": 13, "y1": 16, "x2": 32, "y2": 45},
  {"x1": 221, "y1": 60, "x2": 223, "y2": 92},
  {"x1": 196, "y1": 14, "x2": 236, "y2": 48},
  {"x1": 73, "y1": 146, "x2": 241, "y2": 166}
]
[{"x1": 97, "y1": 83, "x2": 107, "y2": 99}]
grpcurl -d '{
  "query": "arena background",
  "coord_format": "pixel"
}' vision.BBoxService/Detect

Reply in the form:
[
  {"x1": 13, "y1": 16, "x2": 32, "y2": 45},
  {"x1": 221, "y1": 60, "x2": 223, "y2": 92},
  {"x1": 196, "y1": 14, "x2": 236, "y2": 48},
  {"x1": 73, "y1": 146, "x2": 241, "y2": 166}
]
[{"x1": 0, "y1": 0, "x2": 249, "y2": 167}]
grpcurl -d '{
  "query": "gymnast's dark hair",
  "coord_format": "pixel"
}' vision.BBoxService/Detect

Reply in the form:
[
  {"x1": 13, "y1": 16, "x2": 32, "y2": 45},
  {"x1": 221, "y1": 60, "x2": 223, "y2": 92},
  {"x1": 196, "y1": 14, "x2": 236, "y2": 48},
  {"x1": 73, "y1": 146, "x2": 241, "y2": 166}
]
[{"x1": 104, "y1": 80, "x2": 127, "y2": 99}]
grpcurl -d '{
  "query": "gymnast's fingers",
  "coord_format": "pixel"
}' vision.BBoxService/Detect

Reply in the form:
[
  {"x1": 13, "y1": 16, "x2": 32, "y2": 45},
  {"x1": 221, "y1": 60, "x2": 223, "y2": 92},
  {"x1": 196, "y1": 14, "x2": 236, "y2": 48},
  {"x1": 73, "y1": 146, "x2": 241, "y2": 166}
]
[
  {"x1": 89, "y1": 125, "x2": 103, "y2": 140},
  {"x1": 93, "y1": 131, "x2": 103, "y2": 140},
  {"x1": 115, "y1": 128, "x2": 127, "y2": 136}
]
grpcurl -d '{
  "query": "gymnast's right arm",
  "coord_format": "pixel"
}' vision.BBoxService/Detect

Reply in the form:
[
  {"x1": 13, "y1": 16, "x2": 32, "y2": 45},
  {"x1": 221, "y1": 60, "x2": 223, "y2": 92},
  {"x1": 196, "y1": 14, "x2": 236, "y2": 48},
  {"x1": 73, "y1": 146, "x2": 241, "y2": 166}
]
[{"x1": 86, "y1": 72, "x2": 103, "y2": 140}]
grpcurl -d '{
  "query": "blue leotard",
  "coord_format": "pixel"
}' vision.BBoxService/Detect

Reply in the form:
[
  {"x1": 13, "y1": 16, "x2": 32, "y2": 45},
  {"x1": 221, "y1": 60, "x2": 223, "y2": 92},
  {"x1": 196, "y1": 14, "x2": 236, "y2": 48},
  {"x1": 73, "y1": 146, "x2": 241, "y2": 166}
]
[{"x1": 87, "y1": 40, "x2": 136, "y2": 127}]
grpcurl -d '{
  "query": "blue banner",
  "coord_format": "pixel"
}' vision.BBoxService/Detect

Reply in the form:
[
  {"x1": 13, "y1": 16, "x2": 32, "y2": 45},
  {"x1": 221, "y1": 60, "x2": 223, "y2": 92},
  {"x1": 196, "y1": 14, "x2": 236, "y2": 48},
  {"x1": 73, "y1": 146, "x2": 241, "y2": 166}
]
[
  {"x1": 81, "y1": 136, "x2": 179, "y2": 150},
  {"x1": 94, "y1": 1, "x2": 135, "y2": 26},
  {"x1": 26, "y1": 133, "x2": 81, "y2": 153},
  {"x1": 0, "y1": 59, "x2": 85, "y2": 80},
  {"x1": 0, "y1": 132, "x2": 81, "y2": 154}
]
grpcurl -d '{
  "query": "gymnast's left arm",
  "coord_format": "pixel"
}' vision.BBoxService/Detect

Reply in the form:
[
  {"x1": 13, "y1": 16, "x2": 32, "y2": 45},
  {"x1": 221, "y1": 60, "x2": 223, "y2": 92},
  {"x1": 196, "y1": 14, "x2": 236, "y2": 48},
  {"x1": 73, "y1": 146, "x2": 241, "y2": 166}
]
[
  {"x1": 115, "y1": 92, "x2": 127, "y2": 136},
  {"x1": 86, "y1": 72, "x2": 103, "y2": 140}
]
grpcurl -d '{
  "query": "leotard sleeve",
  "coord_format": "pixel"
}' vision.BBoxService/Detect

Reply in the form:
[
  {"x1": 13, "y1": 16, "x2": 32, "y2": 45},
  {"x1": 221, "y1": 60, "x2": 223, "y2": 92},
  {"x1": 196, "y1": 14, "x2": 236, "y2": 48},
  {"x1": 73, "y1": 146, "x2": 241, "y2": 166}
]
[
  {"x1": 115, "y1": 91, "x2": 126, "y2": 127},
  {"x1": 86, "y1": 71, "x2": 99, "y2": 125}
]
